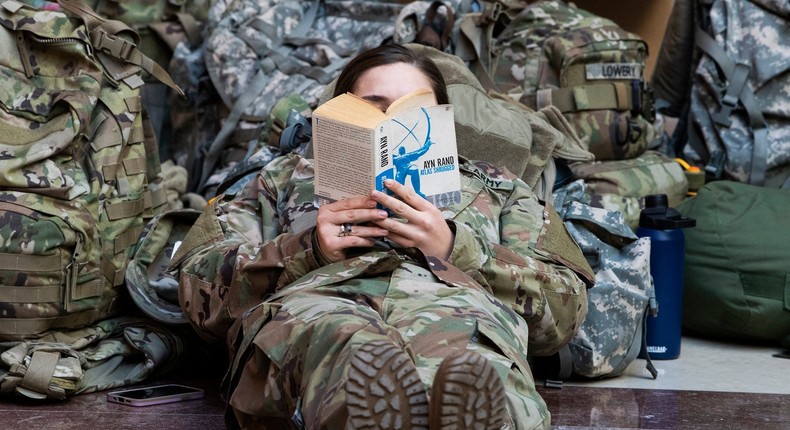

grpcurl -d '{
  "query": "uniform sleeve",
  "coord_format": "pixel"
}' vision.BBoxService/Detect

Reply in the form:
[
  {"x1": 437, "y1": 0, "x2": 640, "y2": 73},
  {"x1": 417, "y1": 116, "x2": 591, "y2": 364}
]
[
  {"x1": 448, "y1": 162, "x2": 595, "y2": 356},
  {"x1": 176, "y1": 157, "x2": 322, "y2": 343}
]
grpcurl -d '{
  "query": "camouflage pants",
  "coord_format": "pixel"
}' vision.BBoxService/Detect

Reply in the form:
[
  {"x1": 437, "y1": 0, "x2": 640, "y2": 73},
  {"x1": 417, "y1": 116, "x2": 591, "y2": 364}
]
[{"x1": 226, "y1": 262, "x2": 550, "y2": 430}]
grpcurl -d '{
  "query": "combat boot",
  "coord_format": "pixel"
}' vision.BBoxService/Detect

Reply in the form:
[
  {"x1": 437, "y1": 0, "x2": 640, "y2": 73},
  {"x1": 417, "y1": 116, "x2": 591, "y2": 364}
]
[
  {"x1": 429, "y1": 350, "x2": 508, "y2": 430},
  {"x1": 345, "y1": 340, "x2": 430, "y2": 429}
]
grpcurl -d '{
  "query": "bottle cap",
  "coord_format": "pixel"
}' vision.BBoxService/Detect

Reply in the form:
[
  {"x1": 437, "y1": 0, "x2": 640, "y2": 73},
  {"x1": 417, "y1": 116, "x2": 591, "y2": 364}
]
[{"x1": 639, "y1": 194, "x2": 696, "y2": 230}]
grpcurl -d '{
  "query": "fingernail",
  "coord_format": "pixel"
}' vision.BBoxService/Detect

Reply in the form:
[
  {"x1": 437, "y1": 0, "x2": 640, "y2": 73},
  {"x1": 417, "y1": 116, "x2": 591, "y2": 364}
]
[
  {"x1": 378, "y1": 210, "x2": 388, "y2": 218},
  {"x1": 371, "y1": 190, "x2": 382, "y2": 198},
  {"x1": 384, "y1": 179, "x2": 394, "y2": 186}
]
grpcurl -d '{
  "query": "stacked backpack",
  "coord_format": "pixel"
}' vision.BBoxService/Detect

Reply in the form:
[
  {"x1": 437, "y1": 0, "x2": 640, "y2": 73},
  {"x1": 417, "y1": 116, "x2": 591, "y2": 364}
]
[
  {"x1": 0, "y1": 0, "x2": 205, "y2": 399},
  {"x1": 403, "y1": 0, "x2": 685, "y2": 379},
  {"x1": 651, "y1": 0, "x2": 790, "y2": 351}
]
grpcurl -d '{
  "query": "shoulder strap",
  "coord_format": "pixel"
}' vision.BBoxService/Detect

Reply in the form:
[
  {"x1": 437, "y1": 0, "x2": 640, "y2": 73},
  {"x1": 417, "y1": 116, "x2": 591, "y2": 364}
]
[
  {"x1": 693, "y1": 26, "x2": 768, "y2": 186},
  {"x1": 56, "y1": 0, "x2": 184, "y2": 97}
]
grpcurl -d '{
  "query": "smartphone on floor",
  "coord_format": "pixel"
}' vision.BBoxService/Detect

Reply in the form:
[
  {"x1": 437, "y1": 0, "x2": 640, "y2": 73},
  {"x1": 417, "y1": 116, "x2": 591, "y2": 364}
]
[{"x1": 107, "y1": 384, "x2": 204, "y2": 407}]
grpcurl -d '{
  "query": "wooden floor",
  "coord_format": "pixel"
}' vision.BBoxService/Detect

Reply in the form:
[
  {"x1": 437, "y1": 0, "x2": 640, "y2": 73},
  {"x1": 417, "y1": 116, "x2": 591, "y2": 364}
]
[
  {"x1": 4, "y1": 376, "x2": 789, "y2": 429},
  {"x1": 2, "y1": 337, "x2": 789, "y2": 429}
]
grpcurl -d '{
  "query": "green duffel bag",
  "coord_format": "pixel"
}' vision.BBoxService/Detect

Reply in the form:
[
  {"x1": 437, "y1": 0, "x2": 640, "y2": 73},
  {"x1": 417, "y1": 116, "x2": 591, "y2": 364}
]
[{"x1": 677, "y1": 181, "x2": 790, "y2": 347}]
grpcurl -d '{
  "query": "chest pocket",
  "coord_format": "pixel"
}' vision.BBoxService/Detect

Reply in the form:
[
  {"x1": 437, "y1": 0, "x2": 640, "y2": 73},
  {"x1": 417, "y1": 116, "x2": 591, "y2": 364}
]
[{"x1": 447, "y1": 165, "x2": 515, "y2": 243}]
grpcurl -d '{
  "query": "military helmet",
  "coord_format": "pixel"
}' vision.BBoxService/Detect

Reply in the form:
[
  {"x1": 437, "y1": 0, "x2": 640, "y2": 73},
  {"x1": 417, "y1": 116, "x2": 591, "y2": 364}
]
[{"x1": 125, "y1": 209, "x2": 202, "y2": 325}]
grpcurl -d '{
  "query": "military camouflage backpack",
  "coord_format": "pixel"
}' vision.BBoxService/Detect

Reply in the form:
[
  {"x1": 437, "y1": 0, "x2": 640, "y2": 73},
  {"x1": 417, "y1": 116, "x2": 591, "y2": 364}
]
[
  {"x1": 569, "y1": 150, "x2": 689, "y2": 230},
  {"x1": 191, "y1": 0, "x2": 407, "y2": 196},
  {"x1": 0, "y1": 0, "x2": 183, "y2": 340},
  {"x1": 454, "y1": 0, "x2": 656, "y2": 161},
  {"x1": 536, "y1": 179, "x2": 658, "y2": 381},
  {"x1": 683, "y1": 0, "x2": 790, "y2": 188}
]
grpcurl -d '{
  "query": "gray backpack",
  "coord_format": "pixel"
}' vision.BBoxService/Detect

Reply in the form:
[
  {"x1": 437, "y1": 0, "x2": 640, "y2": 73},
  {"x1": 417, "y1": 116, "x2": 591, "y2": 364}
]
[
  {"x1": 192, "y1": 0, "x2": 407, "y2": 195},
  {"x1": 684, "y1": 0, "x2": 790, "y2": 187},
  {"x1": 537, "y1": 179, "x2": 657, "y2": 382}
]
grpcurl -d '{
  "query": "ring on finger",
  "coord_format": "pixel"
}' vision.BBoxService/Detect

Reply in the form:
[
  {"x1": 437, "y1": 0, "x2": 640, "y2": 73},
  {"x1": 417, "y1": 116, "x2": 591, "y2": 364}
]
[{"x1": 338, "y1": 223, "x2": 353, "y2": 237}]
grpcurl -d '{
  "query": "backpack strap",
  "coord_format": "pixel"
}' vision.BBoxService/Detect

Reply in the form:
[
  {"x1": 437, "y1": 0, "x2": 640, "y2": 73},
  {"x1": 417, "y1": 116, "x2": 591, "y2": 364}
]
[
  {"x1": 195, "y1": 0, "x2": 329, "y2": 193},
  {"x1": 532, "y1": 82, "x2": 635, "y2": 113},
  {"x1": 18, "y1": 350, "x2": 62, "y2": 399},
  {"x1": 56, "y1": 0, "x2": 184, "y2": 97},
  {"x1": 638, "y1": 309, "x2": 659, "y2": 380},
  {"x1": 692, "y1": 26, "x2": 769, "y2": 186}
]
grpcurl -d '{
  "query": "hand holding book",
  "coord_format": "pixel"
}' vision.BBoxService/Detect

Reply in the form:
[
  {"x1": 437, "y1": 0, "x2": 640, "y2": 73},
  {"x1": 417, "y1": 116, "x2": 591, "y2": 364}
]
[
  {"x1": 312, "y1": 88, "x2": 461, "y2": 207},
  {"x1": 314, "y1": 178, "x2": 454, "y2": 263},
  {"x1": 312, "y1": 88, "x2": 459, "y2": 262}
]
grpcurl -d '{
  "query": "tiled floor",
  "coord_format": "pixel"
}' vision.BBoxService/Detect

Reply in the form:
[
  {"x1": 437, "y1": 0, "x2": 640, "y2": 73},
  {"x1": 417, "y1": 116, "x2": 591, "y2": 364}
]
[{"x1": 1, "y1": 336, "x2": 788, "y2": 429}]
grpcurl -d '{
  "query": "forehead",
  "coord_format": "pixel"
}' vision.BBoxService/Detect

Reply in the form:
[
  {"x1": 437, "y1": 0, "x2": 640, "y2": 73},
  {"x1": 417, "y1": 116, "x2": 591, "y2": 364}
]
[{"x1": 351, "y1": 62, "x2": 432, "y2": 102}]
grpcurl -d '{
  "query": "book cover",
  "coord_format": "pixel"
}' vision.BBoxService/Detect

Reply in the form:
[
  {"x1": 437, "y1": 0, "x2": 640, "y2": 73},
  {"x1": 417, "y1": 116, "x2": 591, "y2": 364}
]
[{"x1": 312, "y1": 89, "x2": 461, "y2": 208}]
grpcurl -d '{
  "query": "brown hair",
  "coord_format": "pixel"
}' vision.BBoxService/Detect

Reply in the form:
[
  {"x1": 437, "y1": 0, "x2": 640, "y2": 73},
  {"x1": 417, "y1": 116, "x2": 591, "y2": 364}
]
[{"x1": 333, "y1": 44, "x2": 449, "y2": 105}]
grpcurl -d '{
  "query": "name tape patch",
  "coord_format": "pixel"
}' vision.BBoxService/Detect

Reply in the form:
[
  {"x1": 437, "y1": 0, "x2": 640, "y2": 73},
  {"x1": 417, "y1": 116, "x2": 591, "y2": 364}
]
[{"x1": 586, "y1": 63, "x2": 642, "y2": 80}]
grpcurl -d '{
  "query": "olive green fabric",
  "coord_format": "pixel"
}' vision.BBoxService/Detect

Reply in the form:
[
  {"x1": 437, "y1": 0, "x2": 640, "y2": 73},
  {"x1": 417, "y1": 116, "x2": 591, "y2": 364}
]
[
  {"x1": 677, "y1": 181, "x2": 790, "y2": 346},
  {"x1": 570, "y1": 150, "x2": 689, "y2": 230}
]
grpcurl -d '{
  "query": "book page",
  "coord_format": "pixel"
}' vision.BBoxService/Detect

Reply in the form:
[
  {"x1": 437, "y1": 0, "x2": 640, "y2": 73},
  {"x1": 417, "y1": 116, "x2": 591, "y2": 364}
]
[
  {"x1": 312, "y1": 116, "x2": 376, "y2": 201},
  {"x1": 385, "y1": 88, "x2": 437, "y2": 117}
]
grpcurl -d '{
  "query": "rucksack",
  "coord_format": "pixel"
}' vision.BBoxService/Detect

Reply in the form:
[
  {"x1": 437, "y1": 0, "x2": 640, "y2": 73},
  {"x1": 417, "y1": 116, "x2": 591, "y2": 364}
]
[
  {"x1": 569, "y1": 150, "x2": 689, "y2": 230},
  {"x1": 84, "y1": 0, "x2": 211, "y2": 166},
  {"x1": 677, "y1": 181, "x2": 790, "y2": 348},
  {"x1": 685, "y1": 0, "x2": 790, "y2": 188},
  {"x1": 453, "y1": 0, "x2": 656, "y2": 161},
  {"x1": 0, "y1": 316, "x2": 188, "y2": 399},
  {"x1": 0, "y1": 0, "x2": 182, "y2": 340},
  {"x1": 654, "y1": 0, "x2": 790, "y2": 188},
  {"x1": 192, "y1": 0, "x2": 407, "y2": 196},
  {"x1": 537, "y1": 179, "x2": 657, "y2": 382}
]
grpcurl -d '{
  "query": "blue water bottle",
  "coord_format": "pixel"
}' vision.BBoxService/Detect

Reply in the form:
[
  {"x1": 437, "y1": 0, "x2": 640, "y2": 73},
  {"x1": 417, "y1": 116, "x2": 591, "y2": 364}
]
[{"x1": 637, "y1": 194, "x2": 695, "y2": 360}]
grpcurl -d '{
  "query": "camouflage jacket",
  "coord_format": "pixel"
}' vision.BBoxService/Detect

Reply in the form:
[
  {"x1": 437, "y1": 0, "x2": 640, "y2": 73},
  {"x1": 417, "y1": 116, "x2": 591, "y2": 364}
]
[{"x1": 176, "y1": 153, "x2": 594, "y2": 355}]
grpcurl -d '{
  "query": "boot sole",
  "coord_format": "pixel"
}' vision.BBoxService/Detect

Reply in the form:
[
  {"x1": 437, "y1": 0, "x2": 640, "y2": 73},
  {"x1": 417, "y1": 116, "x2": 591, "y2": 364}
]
[
  {"x1": 346, "y1": 340, "x2": 430, "y2": 429},
  {"x1": 430, "y1": 350, "x2": 508, "y2": 430}
]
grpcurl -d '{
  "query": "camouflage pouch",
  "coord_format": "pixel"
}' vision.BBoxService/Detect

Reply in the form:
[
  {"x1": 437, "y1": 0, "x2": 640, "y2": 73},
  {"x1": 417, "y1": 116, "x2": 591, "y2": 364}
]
[
  {"x1": 0, "y1": 316, "x2": 186, "y2": 400},
  {"x1": 569, "y1": 150, "x2": 688, "y2": 230},
  {"x1": 455, "y1": 0, "x2": 656, "y2": 161},
  {"x1": 543, "y1": 180, "x2": 658, "y2": 380},
  {"x1": 0, "y1": 0, "x2": 182, "y2": 341}
]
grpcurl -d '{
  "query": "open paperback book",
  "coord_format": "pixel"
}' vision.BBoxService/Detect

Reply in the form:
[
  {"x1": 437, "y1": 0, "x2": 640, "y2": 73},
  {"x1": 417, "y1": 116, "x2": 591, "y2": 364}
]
[{"x1": 312, "y1": 88, "x2": 461, "y2": 208}]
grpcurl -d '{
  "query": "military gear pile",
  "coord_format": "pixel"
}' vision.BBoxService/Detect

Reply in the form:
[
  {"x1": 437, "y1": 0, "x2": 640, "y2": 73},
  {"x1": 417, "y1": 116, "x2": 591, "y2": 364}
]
[
  {"x1": 0, "y1": 0, "x2": 182, "y2": 340},
  {"x1": 454, "y1": 0, "x2": 656, "y2": 161},
  {"x1": 0, "y1": 316, "x2": 187, "y2": 400},
  {"x1": 189, "y1": 0, "x2": 408, "y2": 196}
]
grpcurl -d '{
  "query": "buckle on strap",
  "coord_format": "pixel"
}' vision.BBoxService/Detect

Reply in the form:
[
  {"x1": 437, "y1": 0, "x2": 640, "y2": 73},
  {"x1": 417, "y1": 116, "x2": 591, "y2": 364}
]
[
  {"x1": 705, "y1": 149, "x2": 726, "y2": 181},
  {"x1": 712, "y1": 62, "x2": 750, "y2": 127},
  {"x1": 91, "y1": 29, "x2": 136, "y2": 62}
]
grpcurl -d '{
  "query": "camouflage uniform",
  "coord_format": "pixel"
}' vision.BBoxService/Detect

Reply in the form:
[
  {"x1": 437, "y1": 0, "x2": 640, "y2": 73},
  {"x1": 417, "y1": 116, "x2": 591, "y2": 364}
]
[{"x1": 176, "y1": 153, "x2": 594, "y2": 429}]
